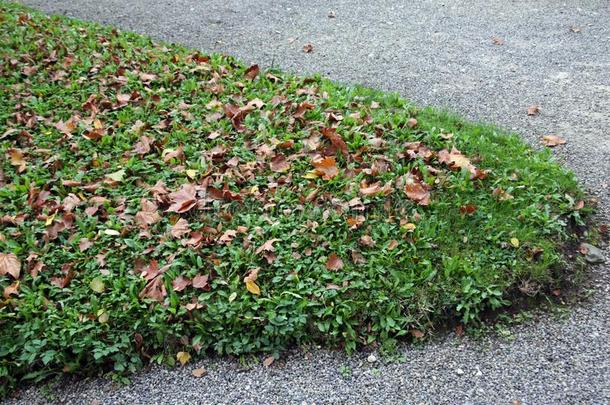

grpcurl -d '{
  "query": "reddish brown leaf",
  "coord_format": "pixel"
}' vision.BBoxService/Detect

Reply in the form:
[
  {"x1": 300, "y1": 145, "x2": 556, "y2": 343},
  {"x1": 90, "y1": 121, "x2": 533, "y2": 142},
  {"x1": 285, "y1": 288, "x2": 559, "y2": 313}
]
[
  {"x1": 404, "y1": 175, "x2": 430, "y2": 206},
  {"x1": 492, "y1": 36, "x2": 504, "y2": 45},
  {"x1": 303, "y1": 43, "x2": 314, "y2": 53},
  {"x1": 527, "y1": 105, "x2": 540, "y2": 116},
  {"x1": 172, "y1": 276, "x2": 191, "y2": 292},
  {"x1": 459, "y1": 204, "x2": 477, "y2": 215},
  {"x1": 321, "y1": 127, "x2": 348, "y2": 157},
  {"x1": 167, "y1": 184, "x2": 197, "y2": 213},
  {"x1": 244, "y1": 64, "x2": 260, "y2": 80},
  {"x1": 3, "y1": 281, "x2": 19, "y2": 298},
  {"x1": 326, "y1": 253, "x2": 344, "y2": 270},
  {"x1": 346, "y1": 216, "x2": 365, "y2": 230},
  {"x1": 437, "y1": 147, "x2": 477, "y2": 176},
  {"x1": 133, "y1": 135, "x2": 153, "y2": 155},
  {"x1": 139, "y1": 276, "x2": 167, "y2": 302},
  {"x1": 255, "y1": 239, "x2": 279, "y2": 255},
  {"x1": 219, "y1": 229, "x2": 237, "y2": 245},
  {"x1": 270, "y1": 154, "x2": 291, "y2": 173},
  {"x1": 0, "y1": 253, "x2": 20, "y2": 279}
]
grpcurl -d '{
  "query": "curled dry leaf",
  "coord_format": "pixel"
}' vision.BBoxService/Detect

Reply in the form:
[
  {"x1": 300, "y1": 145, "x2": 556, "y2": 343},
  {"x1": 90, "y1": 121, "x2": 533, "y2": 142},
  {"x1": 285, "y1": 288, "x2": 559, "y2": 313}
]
[
  {"x1": 437, "y1": 147, "x2": 477, "y2": 176},
  {"x1": 459, "y1": 204, "x2": 477, "y2": 215},
  {"x1": 192, "y1": 367, "x2": 207, "y2": 378},
  {"x1": 541, "y1": 135, "x2": 566, "y2": 147},
  {"x1": 7, "y1": 148, "x2": 26, "y2": 172},
  {"x1": 303, "y1": 43, "x2": 314, "y2": 53},
  {"x1": 0, "y1": 253, "x2": 21, "y2": 279},
  {"x1": 527, "y1": 105, "x2": 540, "y2": 116},
  {"x1": 326, "y1": 253, "x2": 344, "y2": 270},
  {"x1": 172, "y1": 275, "x2": 191, "y2": 292},
  {"x1": 403, "y1": 175, "x2": 430, "y2": 206},
  {"x1": 192, "y1": 274, "x2": 209, "y2": 290},
  {"x1": 3, "y1": 281, "x2": 20, "y2": 298},
  {"x1": 263, "y1": 356, "x2": 275, "y2": 367}
]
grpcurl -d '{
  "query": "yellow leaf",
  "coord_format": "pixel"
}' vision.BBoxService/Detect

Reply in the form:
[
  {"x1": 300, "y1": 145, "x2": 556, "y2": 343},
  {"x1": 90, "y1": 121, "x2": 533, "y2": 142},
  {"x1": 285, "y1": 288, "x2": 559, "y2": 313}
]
[
  {"x1": 402, "y1": 223, "x2": 416, "y2": 232},
  {"x1": 45, "y1": 213, "x2": 56, "y2": 226},
  {"x1": 510, "y1": 238, "x2": 520, "y2": 248},
  {"x1": 245, "y1": 280, "x2": 260, "y2": 295},
  {"x1": 303, "y1": 171, "x2": 320, "y2": 179},
  {"x1": 185, "y1": 169, "x2": 198, "y2": 179},
  {"x1": 106, "y1": 169, "x2": 125, "y2": 182},
  {"x1": 97, "y1": 310, "x2": 109, "y2": 324},
  {"x1": 177, "y1": 351, "x2": 191, "y2": 366},
  {"x1": 103, "y1": 229, "x2": 121, "y2": 236}
]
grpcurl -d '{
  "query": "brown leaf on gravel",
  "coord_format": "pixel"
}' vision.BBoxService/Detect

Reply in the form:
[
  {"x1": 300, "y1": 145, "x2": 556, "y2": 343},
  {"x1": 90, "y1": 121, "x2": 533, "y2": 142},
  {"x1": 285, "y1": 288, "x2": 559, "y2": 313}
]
[
  {"x1": 491, "y1": 36, "x2": 504, "y2": 45},
  {"x1": 541, "y1": 135, "x2": 566, "y2": 147},
  {"x1": 172, "y1": 276, "x2": 191, "y2": 292},
  {"x1": 192, "y1": 367, "x2": 207, "y2": 378},
  {"x1": 263, "y1": 356, "x2": 275, "y2": 367},
  {"x1": 170, "y1": 218, "x2": 190, "y2": 238},
  {"x1": 0, "y1": 253, "x2": 20, "y2": 279},
  {"x1": 135, "y1": 198, "x2": 162, "y2": 227},
  {"x1": 270, "y1": 154, "x2": 291, "y2": 173},
  {"x1": 527, "y1": 105, "x2": 540, "y2": 116},
  {"x1": 326, "y1": 253, "x2": 344, "y2": 270},
  {"x1": 244, "y1": 64, "x2": 260, "y2": 80},
  {"x1": 167, "y1": 184, "x2": 197, "y2": 213},
  {"x1": 312, "y1": 156, "x2": 339, "y2": 180},
  {"x1": 303, "y1": 43, "x2": 314, "y2": 53}
]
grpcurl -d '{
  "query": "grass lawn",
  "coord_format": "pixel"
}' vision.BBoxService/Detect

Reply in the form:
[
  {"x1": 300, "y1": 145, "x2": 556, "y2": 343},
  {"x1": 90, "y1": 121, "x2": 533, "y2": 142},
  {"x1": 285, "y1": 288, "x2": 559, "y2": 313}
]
[{"x1": 0, "y1": 1, "x2": 590, "y2": 395}]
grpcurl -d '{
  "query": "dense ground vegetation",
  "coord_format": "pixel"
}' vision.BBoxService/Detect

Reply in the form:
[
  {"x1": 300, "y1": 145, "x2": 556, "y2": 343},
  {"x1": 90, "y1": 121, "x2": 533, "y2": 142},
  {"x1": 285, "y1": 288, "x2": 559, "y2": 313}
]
[{"x1": 0, "y1": 2, "x2": 588, "y2": 395}]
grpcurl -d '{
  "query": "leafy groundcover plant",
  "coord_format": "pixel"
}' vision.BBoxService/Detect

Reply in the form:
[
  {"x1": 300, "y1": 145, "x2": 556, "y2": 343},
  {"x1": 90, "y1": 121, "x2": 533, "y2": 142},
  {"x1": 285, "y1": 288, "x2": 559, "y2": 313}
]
[{"x1": 0, "y1": 1, "x2": 589, "y2": 395}]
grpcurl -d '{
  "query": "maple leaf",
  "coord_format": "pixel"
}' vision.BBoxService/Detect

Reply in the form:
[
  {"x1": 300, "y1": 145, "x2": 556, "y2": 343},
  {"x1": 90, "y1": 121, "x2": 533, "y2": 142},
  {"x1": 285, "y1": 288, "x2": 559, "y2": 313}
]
[
  {"x1": 167, "y1": 184, "x2": 197, "y2": 213},
  {"x1": 135, "y1": 198, "x2": 161, "y2": 228},
  {"x1": 244, "y1": 64, "x2": 260, "y2": 80},
  {"x1": 326, "y1": 253, "x2": 344, "y2": 270},
  {"x1": 541, "y1": 135, "x2": 566, "y2": 147},
  {"x1": 170, "y1": 218, "x2": 190, "y2": 238},
  {"x1": 0, "y1": 253, "x2": 20, "y2": 279},
  {"x1": 172, "y1": 276, "x2": 191, "y2": 292},
  {"x1": 312, "y1": 156, "x2": 339, "y2": 180}
]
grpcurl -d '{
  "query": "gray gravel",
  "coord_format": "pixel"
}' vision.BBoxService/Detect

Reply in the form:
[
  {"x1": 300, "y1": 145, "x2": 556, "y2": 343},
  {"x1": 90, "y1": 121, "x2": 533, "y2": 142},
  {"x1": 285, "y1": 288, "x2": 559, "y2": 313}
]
[{"x1": 8, "y1": 0, "x2": 610, "y2": 403}]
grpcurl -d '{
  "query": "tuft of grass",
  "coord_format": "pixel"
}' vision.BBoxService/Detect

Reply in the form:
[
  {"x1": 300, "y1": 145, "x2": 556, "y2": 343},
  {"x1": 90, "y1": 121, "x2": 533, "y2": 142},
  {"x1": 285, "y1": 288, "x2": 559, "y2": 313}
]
[{"x1": 0, "y1": 1, "x2": 590, "y2": 395}]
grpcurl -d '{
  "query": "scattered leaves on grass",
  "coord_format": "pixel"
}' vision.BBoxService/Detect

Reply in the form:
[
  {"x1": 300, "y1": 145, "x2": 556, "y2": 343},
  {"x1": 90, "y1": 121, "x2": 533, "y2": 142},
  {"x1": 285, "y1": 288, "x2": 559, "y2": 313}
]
[{"x1": 326, "y1": 253, "x2": 344, "y2": 270}]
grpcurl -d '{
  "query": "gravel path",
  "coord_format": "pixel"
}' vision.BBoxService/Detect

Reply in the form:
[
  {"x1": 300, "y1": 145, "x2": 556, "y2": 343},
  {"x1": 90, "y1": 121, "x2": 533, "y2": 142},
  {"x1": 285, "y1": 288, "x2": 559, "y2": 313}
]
[{"x1": 9, "y1": 0, "x2": 610, "y2": 403}]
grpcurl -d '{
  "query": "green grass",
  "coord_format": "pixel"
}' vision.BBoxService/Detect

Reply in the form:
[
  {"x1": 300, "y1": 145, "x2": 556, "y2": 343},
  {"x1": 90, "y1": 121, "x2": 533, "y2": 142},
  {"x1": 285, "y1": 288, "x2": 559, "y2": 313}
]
[{"x1": 0, "y1": 2, "x2": 589, "y2": 395}]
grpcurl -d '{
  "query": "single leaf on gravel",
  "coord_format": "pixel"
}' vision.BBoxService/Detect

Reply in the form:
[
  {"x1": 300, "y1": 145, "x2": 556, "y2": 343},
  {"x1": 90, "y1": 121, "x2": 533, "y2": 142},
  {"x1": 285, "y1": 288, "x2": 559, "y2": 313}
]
[
  {"x1": 172, "y1": 276, "x2": 191, "y2": 292},
  {"x1": 167, "y1": 184, "x2": 197, "y2": 213},
  {"x1": 541, "y1": 135, "x2": 566, "y2": 147},
  {"x1": 527, "y1": 105, "x2": 540, "y2": 116},
  {"x1": 176, "y1": 351, "x2": 191, "y2": 366},
  {"x1": 491, "y1": 36, "x2": 504, "y2": 45},
  {"x1": 0, "y1": 253, "x2": 20, "y2": 279},
  {"x1": 303, "y1": 43, "x2": 314, "y2": 53},
  {"x1": 263, "y1": 356, "x2": 275, "y2": 367},
  {"x1": 312, "y1": 156, "x2": 339, "y2": 180},
  {"x1": 192, "y1": 367, "x2": 207, "y2": 378},
  {"x1": 326, "y1": 253, "x2": 344, "y2": 270}
]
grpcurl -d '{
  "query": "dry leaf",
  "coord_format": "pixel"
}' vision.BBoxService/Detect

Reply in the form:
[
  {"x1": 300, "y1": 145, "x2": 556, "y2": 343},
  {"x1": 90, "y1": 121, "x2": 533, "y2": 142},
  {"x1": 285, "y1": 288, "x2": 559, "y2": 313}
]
[
  {"x1": 303, "y1": 43, "x2": 314, "y2": 53},
  {"x1": 176, "y1": 351, "x2": 191, "y2": 366},
  {"x1": 0, "y1": 253, "x2": 20, "y2": 279},
  {"x1": 192, "y1": 367, "x2": 207, "y2": 378},
  {"x1": 541, "y1": 135, "x2": 566, "y2": 147},
  {"x1": 326, "y1": 253, "x2": 344, "y2": 270},
  {"x1": 527, "y1": 105, "x2": 539, "y2": 116}
]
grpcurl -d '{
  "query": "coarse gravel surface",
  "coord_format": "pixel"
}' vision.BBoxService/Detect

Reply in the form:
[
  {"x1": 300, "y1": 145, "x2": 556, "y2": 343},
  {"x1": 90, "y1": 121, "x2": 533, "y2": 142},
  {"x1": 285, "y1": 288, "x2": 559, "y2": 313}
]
[{"x1": 8, "y1": 0, "x2": 610, "y2": 403}]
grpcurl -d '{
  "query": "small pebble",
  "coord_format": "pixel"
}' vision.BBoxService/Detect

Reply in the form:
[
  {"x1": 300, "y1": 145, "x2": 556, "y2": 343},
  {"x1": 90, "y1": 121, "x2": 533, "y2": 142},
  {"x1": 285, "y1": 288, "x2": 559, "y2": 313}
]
[
  {"x1": 456, "y1": 368, "x2": 465, "y2": 375},
  {"x1": 367, "y1": 354, "x2": 377, "y2": 363}
]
